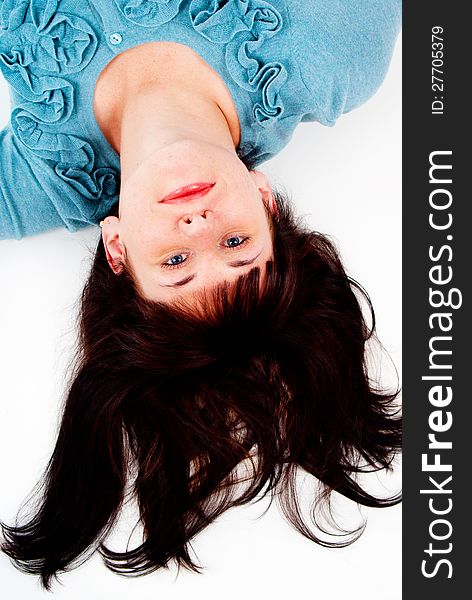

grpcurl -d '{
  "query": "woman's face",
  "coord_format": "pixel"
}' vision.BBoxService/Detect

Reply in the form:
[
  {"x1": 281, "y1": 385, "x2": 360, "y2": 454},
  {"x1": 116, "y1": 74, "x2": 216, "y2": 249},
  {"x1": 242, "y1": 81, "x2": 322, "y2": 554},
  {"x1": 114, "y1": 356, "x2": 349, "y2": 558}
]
[{"x1": 102, "y1": 141, "x2": 275, "y2": 302}]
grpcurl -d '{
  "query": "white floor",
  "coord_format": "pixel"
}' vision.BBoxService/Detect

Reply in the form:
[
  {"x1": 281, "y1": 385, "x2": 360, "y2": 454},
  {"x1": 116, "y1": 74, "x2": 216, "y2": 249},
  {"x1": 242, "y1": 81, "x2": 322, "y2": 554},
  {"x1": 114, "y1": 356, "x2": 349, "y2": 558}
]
[{"x1": 0, "y1": 36, "x2": 402, "y2": 600}]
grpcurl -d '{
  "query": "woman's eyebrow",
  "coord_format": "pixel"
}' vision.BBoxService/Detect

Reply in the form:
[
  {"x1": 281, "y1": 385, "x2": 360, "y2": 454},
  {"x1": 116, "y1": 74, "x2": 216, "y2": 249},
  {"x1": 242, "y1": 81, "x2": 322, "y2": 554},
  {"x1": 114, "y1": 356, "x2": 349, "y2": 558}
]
[
  {"x1": 227, "y1": 251, "x2": 262, "y2": 268},
  {"x1": 161, "y1": 274, "x2": 196, "y2": 288},
  {"x1": 161, "y1": 251, "x2": 263, "y2": 288}
]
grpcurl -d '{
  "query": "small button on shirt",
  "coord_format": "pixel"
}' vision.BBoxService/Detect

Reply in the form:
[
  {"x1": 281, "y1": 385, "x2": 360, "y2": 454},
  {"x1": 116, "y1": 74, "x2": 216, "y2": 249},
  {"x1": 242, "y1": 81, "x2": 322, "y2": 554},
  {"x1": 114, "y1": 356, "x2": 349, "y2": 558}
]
[{"x1": 109, "y1": 32, "x2": 123, "y2": 46}]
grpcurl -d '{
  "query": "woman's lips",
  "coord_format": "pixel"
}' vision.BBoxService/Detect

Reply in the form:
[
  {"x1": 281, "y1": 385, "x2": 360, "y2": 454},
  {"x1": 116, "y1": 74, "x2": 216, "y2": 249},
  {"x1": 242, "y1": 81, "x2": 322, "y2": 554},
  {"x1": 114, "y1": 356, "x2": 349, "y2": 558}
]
[{"x1": 159, "y1": 182, "x2": 215, "y2": 204}]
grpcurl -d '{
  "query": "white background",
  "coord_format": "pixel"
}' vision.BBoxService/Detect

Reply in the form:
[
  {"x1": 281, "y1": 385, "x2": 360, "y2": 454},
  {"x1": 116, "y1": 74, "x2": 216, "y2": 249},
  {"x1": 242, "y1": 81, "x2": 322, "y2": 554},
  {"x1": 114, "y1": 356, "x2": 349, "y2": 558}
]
[{"x1": 0, "y1": 36, "x2": 402, "y2": 600}]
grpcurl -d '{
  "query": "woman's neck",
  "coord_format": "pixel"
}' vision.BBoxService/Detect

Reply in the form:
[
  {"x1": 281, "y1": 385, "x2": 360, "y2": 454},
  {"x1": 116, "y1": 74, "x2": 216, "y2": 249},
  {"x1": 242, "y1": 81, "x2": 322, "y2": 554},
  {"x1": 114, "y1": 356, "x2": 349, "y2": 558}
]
[{"x1": 93, "y1": 42, "x2": 241, "y2": 184}]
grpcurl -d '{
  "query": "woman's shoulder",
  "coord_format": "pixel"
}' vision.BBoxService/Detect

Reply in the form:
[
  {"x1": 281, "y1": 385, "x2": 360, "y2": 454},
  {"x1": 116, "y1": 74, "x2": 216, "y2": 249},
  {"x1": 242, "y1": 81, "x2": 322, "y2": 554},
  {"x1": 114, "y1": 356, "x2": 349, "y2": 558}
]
[{"x1": 284, "y1": 0, "x2": 402, "y2": 125}]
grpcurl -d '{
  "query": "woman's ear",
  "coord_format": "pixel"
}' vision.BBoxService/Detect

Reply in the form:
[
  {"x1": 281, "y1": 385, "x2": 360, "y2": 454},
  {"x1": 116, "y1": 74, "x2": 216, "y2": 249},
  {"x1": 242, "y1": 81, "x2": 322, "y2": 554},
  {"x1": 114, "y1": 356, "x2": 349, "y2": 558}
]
[
  {"x1": 250, "y1": 169, "x2": 278, "y2": 214},
  {"x1": 100, "y1": 217, "x2": 125, "y2": 275}
]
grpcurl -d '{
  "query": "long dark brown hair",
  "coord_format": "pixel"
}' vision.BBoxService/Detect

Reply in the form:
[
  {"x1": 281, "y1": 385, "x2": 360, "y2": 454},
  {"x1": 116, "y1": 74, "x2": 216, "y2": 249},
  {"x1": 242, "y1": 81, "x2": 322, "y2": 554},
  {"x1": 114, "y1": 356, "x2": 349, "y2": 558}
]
[{"x1": 1, "y1": 191, "x2": 401, "y2": 589}]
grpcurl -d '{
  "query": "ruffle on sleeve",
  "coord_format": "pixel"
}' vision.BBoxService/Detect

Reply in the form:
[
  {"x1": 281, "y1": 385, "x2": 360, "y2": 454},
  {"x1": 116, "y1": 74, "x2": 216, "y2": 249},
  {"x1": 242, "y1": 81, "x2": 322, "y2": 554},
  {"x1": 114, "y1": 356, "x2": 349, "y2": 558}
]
[
  {"x1": 189, "y1": 0, "x2": 287, "y2": 127},
  {"x1": 113, "y1": 0, "x2": 185, "y2": 27},
  {"x1": 0, "y1": 0, "x2": 119, "y2": 214},
  {"x1": 1, "y1": 0, "x2": 97, "y2": 73}
]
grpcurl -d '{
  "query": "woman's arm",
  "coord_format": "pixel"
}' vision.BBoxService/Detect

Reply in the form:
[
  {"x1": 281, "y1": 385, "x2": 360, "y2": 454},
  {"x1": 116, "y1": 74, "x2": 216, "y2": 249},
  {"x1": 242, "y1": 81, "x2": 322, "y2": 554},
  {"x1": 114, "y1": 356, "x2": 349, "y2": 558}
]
[
  {"x1": 289, "y1": 0, "x2": 402, "y2": 126},
  {"x1": 0, "y1": 125, "x2": 69, "y2": 240},
  {"x1": 0, "y1": 123, "x2": 119, "y2": 241}
]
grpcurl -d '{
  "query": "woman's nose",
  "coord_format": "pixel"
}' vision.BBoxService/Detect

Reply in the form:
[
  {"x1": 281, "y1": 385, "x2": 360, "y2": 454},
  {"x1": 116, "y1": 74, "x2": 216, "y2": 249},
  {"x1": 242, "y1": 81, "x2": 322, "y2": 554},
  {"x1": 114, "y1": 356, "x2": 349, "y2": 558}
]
[{"x1": 178, "y1": 210, "x2": 212, "y2": 237}]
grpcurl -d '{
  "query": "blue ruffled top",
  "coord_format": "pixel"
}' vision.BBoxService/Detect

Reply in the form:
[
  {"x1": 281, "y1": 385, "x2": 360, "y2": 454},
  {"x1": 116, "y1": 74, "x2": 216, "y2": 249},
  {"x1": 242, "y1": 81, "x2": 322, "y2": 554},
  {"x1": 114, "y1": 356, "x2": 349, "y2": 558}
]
[{"x1": 0, "y1": 0, "x2": 401, "y2": 239}]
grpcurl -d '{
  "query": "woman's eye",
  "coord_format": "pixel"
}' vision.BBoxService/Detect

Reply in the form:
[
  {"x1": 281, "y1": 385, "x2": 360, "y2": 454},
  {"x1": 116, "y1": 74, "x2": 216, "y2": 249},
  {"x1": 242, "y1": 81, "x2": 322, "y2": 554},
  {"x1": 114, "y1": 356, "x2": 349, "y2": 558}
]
[
  {"x1": 162, "y1": 253, "x2": 188, "y2": 269},
  {"x1": 224, "y1": 236, "x2": 249, "y2": 249}
]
